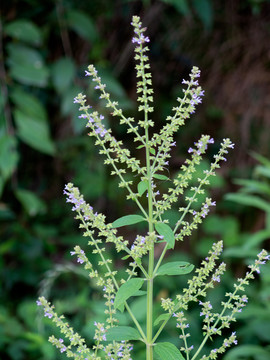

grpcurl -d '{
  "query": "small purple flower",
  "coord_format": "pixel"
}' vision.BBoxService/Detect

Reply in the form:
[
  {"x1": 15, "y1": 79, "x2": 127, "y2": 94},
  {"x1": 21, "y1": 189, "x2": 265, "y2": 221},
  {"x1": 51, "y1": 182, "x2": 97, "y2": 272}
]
[
  {"x1": 45, "y1": 311, "x2": 53, "y2": 319},
  {"x1": 77, "y1": 257, "x2": 85, "y2": 264}
]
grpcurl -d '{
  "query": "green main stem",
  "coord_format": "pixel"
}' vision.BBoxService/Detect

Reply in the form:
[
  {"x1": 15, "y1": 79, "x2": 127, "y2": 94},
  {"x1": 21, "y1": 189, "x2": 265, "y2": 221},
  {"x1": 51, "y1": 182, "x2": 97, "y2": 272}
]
[{"x1": 145, "y1": 123, "x2": 154, "y2": 360}]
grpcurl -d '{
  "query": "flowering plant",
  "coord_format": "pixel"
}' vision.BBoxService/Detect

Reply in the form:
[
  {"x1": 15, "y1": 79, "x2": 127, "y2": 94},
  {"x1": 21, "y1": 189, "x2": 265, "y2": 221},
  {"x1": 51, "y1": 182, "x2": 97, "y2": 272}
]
[{"x1": 37, "y1": 16, "x2": 269, "y2": 360}]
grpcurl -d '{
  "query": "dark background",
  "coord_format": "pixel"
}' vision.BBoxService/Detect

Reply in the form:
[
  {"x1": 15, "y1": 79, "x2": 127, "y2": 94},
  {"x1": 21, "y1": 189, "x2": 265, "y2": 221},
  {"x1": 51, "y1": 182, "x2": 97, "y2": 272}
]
[{"x1": 1, "y1": 0, "x2": 270, "y2": 359}]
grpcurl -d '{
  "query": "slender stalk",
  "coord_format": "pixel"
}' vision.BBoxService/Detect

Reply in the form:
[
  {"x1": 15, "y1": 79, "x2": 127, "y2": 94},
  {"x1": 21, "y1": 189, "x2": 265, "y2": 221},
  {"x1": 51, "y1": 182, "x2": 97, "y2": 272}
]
[
  {"x1": 145, "y1": 123, "x2": 154, "y2": 360},
  {"x1": 153, "y1": 243, "x2": 168, "y2": 277}
]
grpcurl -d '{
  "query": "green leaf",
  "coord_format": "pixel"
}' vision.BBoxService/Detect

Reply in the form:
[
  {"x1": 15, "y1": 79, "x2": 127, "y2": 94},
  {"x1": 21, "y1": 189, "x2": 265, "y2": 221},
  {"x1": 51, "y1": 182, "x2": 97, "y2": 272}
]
[
  {"x1": 153, "y1": 174, "x2": 169, "y2": 181},
  {"x1": 4, "y1": 20, "x2": 42, "y2": 46},
  {"x1": 51, "y1": 58, "x2": 75, "y2": 94},
  {"x1": 192, "y1": 0, "x2": 213, "y2": 30},
  {"x1": 157, "y1": 261, "x2": 194, "y2": 276},
  {"x1": 154, "y1": 342, "x2": 185, "y2": 360},
  {"x1": 11, "y1": 89, "x2": 47, "y2": 121},
  {"x1": 14, "y1": 110, "x2": 55, "y2": 155},
  {"x1": 66, "y1": 10, "x2": 98, "y2": 42},
  {"x1": 15, "y1": 189, "x2": 46, "y2": 216},
  {"x1": 154, "y1": 313, "x2": 170, "y2": 326},
  {"x1": 114, "y1": 278, "x2": 144, "y2": 310},
  {"x1": 155, "y1": 222, "x2": 175, "y2": 249},
  {"x1": 130, "y1": 295, "x2": 147, "y2": 322},
  {"x1": 225, "y1": 193, "x2": 270, "y2": 213},
  {"x1": 7, "y1": 44, "x2": 49, "y2": 87},
  {"x1": 137, "y1": 180, "x2": 148, "y2": 196},
  {"x1": 111, "y1": 215, "x2": 146, "y2": 228},
  {"x1": 251, "y1": 151, "x2": 270, "y2": 168},
  {"x1": 223, "y1": 345, "x2": 270, "y2": 360},
  {"x1": 233, "y1": 179, "x2": 270, "y2": 196},
  {"x1": 150, "y1": 147, "x2": 156, "y2": 155},
  {"x1": 134, "y1": 290, "x2": 147, "y2": 296},
  {"x1": 105, "y1": 326, "x2": 141, "y2": 341},
  {"x1": 0, "y1": 135, "x2": 18, "y2": 179},
  {"x1": 244, "y1": 229, "x2": 270, "y2": 250},
  {"x1": 255, "y1": 165, "x2": 270, "y2": 179}
]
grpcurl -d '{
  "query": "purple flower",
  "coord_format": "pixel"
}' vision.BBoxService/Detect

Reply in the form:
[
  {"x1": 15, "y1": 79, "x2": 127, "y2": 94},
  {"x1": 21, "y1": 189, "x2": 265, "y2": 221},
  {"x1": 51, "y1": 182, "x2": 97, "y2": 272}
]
[
  {"x1": 77, "y1": 257, "x2": 85, "y2": 264},
  {"x1": 45, "y1": 311, "x2": 53, "y2": 319},
  {"x1": 213, "y1": 275, "x2": 220, "y2": 282}
]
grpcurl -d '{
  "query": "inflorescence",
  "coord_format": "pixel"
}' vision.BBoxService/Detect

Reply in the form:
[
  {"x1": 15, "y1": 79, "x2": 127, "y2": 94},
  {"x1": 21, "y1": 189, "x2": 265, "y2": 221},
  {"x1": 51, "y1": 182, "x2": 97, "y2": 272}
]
[{"x1": 37, "y1": 15, "x2": 269, "y2": 360}]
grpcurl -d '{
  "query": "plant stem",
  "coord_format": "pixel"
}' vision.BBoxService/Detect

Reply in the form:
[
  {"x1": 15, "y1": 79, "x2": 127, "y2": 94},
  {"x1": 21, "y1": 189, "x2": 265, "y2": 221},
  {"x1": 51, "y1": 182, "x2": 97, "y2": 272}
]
[{"x1": 146, "y1": 119, "x2": 154, "y2": 360}]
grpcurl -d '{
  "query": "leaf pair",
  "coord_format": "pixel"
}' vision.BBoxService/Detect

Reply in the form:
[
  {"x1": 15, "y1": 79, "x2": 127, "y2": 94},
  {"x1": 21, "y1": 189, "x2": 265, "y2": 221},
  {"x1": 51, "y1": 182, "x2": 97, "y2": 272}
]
[
  {"x1": 106, "y1": 328, "x2": 184, "y2": 360},
  {"x1": 112, "y1": 215, "x2": 176, "y2": 249}
]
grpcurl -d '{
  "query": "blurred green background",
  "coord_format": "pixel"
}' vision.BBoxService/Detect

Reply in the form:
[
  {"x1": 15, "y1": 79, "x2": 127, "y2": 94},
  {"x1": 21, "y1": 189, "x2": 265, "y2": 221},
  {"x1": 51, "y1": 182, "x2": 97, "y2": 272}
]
[{"x1": 1, "y1": 0, "x2": 270, "y2": 359}]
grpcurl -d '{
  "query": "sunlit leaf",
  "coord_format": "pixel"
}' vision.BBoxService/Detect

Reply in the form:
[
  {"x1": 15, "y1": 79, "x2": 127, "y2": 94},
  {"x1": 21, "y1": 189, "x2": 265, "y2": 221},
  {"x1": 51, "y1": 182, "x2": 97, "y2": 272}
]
[
  {"x1": 155, "y1": 222, "x2": 175, "y2": 249},
  {"x1": 111, "y1": 215, "x2": 146, "y2": 228},
  {"x1": 157, "y1": 261, "x2": 194, "y2": 276},
  {"x1": 106, "y1": 326, "x2": 141, "y2": 341},
  {"x1": 137, "y1": 180, "x2": 148, "y2": 196},
  {"x1": 153, "y1": 174, "x2": 169, "y2": 181},
  {"x1": 154, "y1": 342, "x2": 185, "y2": 360},
  {"x1": 114, "y1": 278, "x2": 144, "y2": 310},
  {"x1": 154, "y1": 313, "x2": 170, "y2": 326}
]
